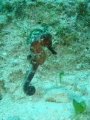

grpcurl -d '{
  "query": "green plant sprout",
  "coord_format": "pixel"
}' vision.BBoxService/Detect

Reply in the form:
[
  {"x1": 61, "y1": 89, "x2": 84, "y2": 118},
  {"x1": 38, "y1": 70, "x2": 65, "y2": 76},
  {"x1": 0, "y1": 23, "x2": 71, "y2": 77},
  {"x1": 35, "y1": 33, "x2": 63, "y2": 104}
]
[
  {"x1": 72, "y1": 99, "x2": 86, "y2": 120},
  {"x1": 59, "y1": 71, "x2": 65, "y2": 83}
]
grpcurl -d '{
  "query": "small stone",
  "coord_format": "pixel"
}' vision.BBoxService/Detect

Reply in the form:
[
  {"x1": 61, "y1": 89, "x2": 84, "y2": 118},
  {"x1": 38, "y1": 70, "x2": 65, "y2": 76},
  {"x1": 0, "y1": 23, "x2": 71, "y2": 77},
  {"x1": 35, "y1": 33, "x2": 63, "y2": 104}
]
[{"x1": 44, "y1": 88, "x2": 70, "y2": 103}]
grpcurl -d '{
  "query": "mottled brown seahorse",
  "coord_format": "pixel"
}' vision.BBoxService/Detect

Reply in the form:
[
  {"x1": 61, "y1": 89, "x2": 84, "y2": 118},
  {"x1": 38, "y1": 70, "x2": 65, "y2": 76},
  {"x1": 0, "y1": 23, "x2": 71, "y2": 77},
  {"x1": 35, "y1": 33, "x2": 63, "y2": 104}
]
[{"x1": 23, "y1": 33, "x2": 57, "y2": 95}]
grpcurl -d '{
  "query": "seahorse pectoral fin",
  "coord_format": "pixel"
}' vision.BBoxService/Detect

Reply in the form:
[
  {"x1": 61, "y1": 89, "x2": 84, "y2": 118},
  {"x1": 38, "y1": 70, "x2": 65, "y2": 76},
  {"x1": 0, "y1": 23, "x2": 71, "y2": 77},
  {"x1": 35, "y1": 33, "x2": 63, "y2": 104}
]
[{"x1": 47, "y1": 46, "x2": 57, "y2": 54}]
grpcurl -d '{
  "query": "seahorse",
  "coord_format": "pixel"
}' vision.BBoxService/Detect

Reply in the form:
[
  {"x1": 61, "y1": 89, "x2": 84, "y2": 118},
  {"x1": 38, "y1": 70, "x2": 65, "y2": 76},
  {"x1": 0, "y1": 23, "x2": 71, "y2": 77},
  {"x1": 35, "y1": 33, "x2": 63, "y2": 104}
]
[{"x1": 23, "y1": 33, "x2": 57, "y2": 95}]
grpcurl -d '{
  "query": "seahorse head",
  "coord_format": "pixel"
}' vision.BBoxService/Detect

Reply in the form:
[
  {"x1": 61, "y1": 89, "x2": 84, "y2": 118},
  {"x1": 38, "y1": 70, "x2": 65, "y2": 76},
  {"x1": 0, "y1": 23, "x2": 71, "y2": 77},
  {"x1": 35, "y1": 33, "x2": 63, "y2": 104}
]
[{"x1": 40, "y1": 33, "x2": 52, "y2": 47}]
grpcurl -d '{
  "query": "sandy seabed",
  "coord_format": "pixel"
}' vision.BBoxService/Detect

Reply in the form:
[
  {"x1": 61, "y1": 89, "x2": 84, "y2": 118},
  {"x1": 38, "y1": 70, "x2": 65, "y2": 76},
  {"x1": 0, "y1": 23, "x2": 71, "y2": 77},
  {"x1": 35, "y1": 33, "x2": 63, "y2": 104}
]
[{"x1": 0, "y1": 0, "x2": 90, "y2": 120}]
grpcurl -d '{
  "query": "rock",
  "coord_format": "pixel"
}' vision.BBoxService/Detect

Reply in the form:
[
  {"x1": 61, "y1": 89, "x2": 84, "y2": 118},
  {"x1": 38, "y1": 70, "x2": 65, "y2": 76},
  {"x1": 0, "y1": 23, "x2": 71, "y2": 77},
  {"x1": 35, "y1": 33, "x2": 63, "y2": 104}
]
[{"x1": 44, "y1": 88, "x2": 70, "y2": 103}]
